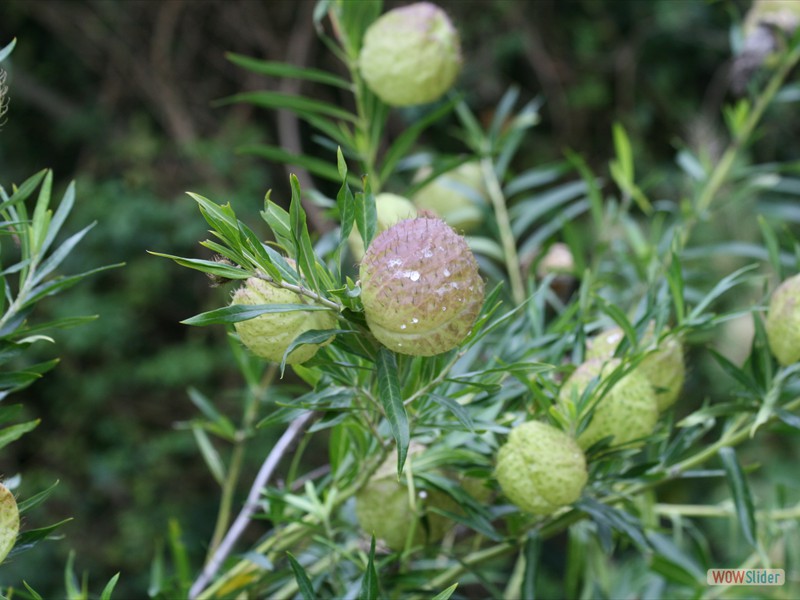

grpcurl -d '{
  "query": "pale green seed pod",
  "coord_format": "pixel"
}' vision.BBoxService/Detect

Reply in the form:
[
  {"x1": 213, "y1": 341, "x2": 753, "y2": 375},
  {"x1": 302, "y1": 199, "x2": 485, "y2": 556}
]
[
  {"x1": 348, "y1": 193, "x2": 417, "y2": 262},
  {"x1": 359, "y1": 217, "x2": 484, "y2": 356},
  {"x1": 0, "y1": 483, "x2": 19, "y2": 564},
  {"x1": 766, "y1": 273, "x2": 800, "y2": 366},
  {"x1": 412, "y1": 162, "x2": 486, "y2": 232},
  {"x1": 355, "y1": 445, "x2": 457, "y2": 550},
  {"x1": 559, "y1": 358, "x2": 658, "y2": 450},
  {"x1": 359, "y1": 2, "x2": 461, "y2": 107},
  {"x1": 231, "y1": 277, "x2": 337, "y2": 364},
  {"x1": 495, "y1": 421, "x2": 587, "y2": 515},
  {"x1": 587, "y1": 324, "x2": 685, "y2": 411}
]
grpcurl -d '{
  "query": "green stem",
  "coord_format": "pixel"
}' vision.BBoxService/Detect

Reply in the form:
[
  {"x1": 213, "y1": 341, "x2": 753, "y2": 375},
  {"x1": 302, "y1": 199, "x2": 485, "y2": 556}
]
[
  {"x1": 481, "y1": 157, "x2": 526, "y2": 305},
  {"x1": 654, "y1": 501, "x2": 800, "y2": 521},
  {"x1": 690, "y1": 41, "x2": 800, "y2": 240},
  {"x1": 254, "y1": 271, "x2": 343, "y2": 311}
]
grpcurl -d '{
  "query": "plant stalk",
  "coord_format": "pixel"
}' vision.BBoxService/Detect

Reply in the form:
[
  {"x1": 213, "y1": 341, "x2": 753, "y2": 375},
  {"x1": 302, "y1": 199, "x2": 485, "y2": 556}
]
[{"x1": 481, "y1": 157, "x2": 526, "y2": 305}]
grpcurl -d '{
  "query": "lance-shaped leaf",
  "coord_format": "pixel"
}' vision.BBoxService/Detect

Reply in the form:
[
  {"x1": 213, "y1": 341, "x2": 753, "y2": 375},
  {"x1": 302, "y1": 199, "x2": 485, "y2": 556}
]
[
  {"x1": 289, "y1": 175, "x2": 320, "y2": 293},
  {"x1": 719, "y1": 446, "x2": 757, "y2": 547},
  {"x1": 376, "y1": 349, "x2": 409, "y2": 476},
  {"x1": 181, "y1": 303, "x2": 333, "y2": 326}
]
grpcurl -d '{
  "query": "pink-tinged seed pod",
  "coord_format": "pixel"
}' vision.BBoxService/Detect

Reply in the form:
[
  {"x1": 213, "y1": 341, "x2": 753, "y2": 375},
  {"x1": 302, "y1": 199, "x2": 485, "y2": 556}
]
[{"x1": 359, "y1": 217, "x2": 484, "y2": 356}]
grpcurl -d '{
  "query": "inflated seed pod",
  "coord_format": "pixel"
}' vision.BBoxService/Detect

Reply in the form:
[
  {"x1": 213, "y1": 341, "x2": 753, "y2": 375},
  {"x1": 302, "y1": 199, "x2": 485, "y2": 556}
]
[
  {"x1": 412, "y1": 162, "x2": 486, "y2": 232},
  {"x1": 358, "y1": 2, "x2": 461, "y2": 106},
  {"x1": 495, "y1": 421, "x2": 587, "y2": 515},
  {"x1": 559, "y1": 358, "x2": 658, "y2": 450},
  {"x1": 0, "y1": 483, "x2": 19, "y2": 564},
  {"x1": 355, "y1": 445, "x2": 454, "y2": 550},
  {"x1": 766, "y1": 273, "x2": 800, "y2": 366},
  {"x1": 587, "y1": 323, "x2": 685, "y2": 411},
  {"x1": 231, "y1": 277, "x2": 337, "y2": 364},
  {"x1": 359, "y1": 217, "x2": 484, "y2": 356}
]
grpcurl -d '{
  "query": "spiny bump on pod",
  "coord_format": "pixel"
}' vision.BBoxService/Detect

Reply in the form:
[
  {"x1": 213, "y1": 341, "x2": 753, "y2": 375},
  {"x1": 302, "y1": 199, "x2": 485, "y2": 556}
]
[
  {"x1": 358, "y1": 2, "x2": 461, "y2": 107},
  {"x1": 359, "y1": 217, "x2": 484, "y2": 356}
]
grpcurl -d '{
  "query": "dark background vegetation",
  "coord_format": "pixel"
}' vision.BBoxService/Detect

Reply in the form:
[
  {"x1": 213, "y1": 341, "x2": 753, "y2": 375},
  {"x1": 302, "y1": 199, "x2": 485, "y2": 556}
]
[{"x1": 0, "y1": 0, "x2": 790, "y2": 595}]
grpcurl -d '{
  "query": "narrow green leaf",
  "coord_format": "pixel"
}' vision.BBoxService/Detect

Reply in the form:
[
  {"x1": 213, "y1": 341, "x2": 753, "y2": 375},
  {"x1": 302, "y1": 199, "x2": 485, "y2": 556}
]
[
  {"x1": 22, "y1": 582, "x2": 45, "y2": 600},
  {"x1": 0, "y1": 38, "x2": 16, "y2": 63},
  {"x1": 22, "y1": 263, "x2": 124, "y2": 308},
  {"x1": 187, "y1": 388, "x2": 237, "y2": 437},
  {"x1": 0, "y1": 169, "x2": 47, "y2": 213},
  {"x1": 289, "y1": 175, "x2": 320, "y2": 293},
  {"x1": 0, "y1": 419, "x2": 39, "y2": 451},
  {"x1": 666, "y1": 248, "x2": 685, "y2": 324},
  {"x1": 758, "y1": 214, "x2": 782, "y2": 280},
  {"x1": 358, "y1": 536, "x2": 380, "y2": 600},
  {"x1": 168, "y1": 519, "x2": 191, "y2": 593},
  {"x1": 687, "y1": 264, "x2": 759, "y2": 322},
  {"x1": 522, "y1": 532, "x2": 540, "y2": 600},
  {"x1": 226, "y1": 52, "x2": 352, "y2": 89},
  {"x1": 40, "y1": 180, "x2": 76, "y2": 258},
  {"x1": 577, "y1": 497, "x2": 650, "y2": 552},
  {"x1": 99, "y1": 573, "x2": 121, "y2": 600},
  {"x1": 279, "y1": 328, "x2": 348, "y2": 377},
  {"x1": 376, "y1": 349, "x2": 409, "y2": 475},
  {"x1": 707, "y1": 348, "x2": 760, "y2": 394},
  {"x1": 64, "y1": 550, "x2": 82, "y2": 600},
  {"x1": 378, "y1": 98, "x2": 459, "y2": 184},
  {"x1": 187, "y1": 193, "x2": 239, "y2": 242},
  {"x1": 9, "y1": 517, "x2": 72, "y2": 558},
  {"x1": 596, "y1": 300, "x2": 636, "y2": 352},
  {"x1": 719, "y1": 446, "x2": 757, "y2": 547},
  {"x1": 354, "y1": 185, "x2": 377, "y2": 255},
  {"x1": 32, "y1": 223, "x2": 96, "y2": 285},
  {"x1": 261, "y1": 195, "x2": 295, "y2": 254},
  {"x1": 148, "y1": 540, "x2": 164, "y2": 597},
  {"x1": 222, "y1": 91, "x2": 358, "y2": 123},
  {"x1": 14, "y1": 315, "x2": 99, "y2": 338},
  {"x1": 488, "y1": 86, "x2": 521, "y2": 142},
  {"x1": 431, "y1": 583, "x2": 458, "y2": 600},
  {"x1": 30, "y1": 170, "x2": 53, "y2": 256},
  {"x1": 16, "y1": 480, "x2": 59, "y2": 513},
  {"x1": 148, "y1": 252, "x2": 249, "y2": 280},
  {"x1": 287, "y1": 552, "x2": 316, "y2": 600},
  {"x1": 181, "y1": 302, "x2": 332, "y2": 326},
  {"x1": 428, "y1": 393, "x2": 474, "y2": 431},
  {"x1": 612, "y1": 122, "x2": 634, "y2": 183},
  {"x1": 192, "y1": 425, "x2": 225, "y2": 486},
  {"x1": 242, "y1": 144, "x2": 357, "y2": 186},
  {"x1": 337, "y1": 181, "x2": 356, "y2": 249}
]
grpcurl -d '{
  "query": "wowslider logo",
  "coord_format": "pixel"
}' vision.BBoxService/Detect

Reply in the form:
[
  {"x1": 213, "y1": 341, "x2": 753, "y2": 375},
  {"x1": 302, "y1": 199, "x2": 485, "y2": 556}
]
[{"x1": 707, "y1": 569, "x2": 785, "y2": 586}]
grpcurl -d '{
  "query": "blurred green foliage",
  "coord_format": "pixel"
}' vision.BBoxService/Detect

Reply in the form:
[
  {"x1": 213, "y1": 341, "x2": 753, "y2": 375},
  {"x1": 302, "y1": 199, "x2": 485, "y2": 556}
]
[{"x1": 2, "y1": 0, "x2": 799, "y2": 596}]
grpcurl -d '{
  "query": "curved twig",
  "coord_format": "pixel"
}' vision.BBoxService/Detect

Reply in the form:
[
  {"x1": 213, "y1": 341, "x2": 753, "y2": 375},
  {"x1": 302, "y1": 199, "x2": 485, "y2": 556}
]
[{"x1": 189, "y1": 410, "x2": 317, "y2": 599}]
